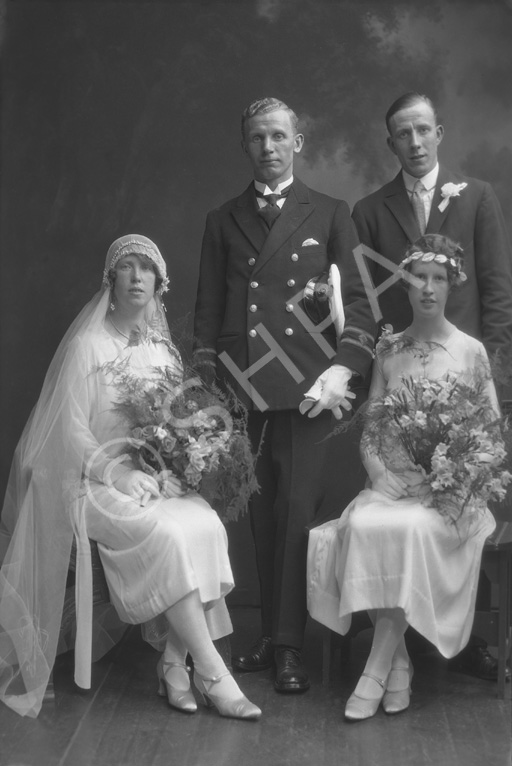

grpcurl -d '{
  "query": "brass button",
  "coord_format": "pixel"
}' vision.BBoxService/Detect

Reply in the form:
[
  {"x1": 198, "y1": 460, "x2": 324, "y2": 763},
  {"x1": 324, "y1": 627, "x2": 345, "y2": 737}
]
[
  {"x1": 249, "y1": 329, "x2": 257, "y2": 338},
  {"x1": 285, "y1": 328, "x2": 293, "y2": 336},
  {"x1": 249, "y1": 304, "x2": 257, "y2": 312},
  {"x1": 287, "y1": 279, "x2": 296, "y2": 287},
  {"x1": 285, "y1": 303, "x2": 294, "y2": 312},
  {"x1": 291, "y1": 253, "x2": 299, "y2": 262},
  {"x1": 248, "y1": 257, "x2": 256, "y2": 266},
  {"x1": 250, "y1": 281, "x2": 259, "y2": 289}
]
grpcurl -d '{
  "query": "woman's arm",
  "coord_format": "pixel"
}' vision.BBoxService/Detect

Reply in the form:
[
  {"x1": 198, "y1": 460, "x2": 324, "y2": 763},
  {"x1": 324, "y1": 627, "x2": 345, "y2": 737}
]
[{"x1": 361, "y1": 352, "x2": 408, "y2": 499}]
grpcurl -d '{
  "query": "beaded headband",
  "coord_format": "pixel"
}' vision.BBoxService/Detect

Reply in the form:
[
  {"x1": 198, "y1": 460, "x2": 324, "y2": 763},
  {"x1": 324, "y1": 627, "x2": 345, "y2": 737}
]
[
  {"x1": 102, "y1": 235, "x2": 170, "y2": 295},
  {"x1": 398, "y1": 251, "x2": 467, "y2": 282}
]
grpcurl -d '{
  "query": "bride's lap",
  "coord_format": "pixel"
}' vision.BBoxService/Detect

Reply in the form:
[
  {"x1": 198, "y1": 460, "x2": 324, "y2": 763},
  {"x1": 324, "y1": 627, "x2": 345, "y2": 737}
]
[{"x1": 82, "y1": 482, "x2": 224, "y2": 550}]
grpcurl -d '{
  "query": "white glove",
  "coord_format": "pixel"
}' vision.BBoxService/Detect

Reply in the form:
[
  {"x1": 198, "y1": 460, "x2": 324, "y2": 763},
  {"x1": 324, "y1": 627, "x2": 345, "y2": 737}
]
[{"x1": 301, "y1": 365, "x2": 356, "y2": 420}]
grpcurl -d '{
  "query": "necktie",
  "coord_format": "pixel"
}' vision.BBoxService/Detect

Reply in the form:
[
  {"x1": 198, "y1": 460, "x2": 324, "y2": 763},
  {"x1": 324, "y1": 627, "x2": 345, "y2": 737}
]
[
  {"x1": 411, "y1": 180, "x2": 426, "y2": 235},
  {"x1": 256, "y1": 187, "x2": 290, "y2": 228}
]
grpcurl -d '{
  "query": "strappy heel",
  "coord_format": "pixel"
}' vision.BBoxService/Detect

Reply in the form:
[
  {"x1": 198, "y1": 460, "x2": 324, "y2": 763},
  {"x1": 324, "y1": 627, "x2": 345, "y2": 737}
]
[
  {"x1": 344, "y1": 672, "x2": 387, "y2": 721},
  {"x1": 194, "y1": 670, "x2": 262, "y2": 721},
  {"x1": 156, "y1": 657, "x2": 197, "y2": 713},
  {"x1": 382, "y1": 666, "x2": 413, "y2": 715}
]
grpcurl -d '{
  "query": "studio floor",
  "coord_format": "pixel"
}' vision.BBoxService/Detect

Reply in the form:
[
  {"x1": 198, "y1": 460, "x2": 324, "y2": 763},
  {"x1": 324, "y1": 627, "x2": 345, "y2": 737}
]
[{"x1": 0, "y1": 606, "x2": 510, "y2": 766}]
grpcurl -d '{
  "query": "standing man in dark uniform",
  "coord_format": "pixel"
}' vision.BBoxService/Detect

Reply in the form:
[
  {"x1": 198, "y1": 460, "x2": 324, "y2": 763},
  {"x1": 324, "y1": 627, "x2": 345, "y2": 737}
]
[
  {"x1": 352, "y1": 91, "x2": 512, "y2": 681},
  {"x1": 194, "y1": 98, "x2": 375, "y2": 693}
]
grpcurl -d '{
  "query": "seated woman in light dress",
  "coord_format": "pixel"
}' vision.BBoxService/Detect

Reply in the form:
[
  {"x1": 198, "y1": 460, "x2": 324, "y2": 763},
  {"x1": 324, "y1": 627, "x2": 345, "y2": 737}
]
[
  {"x1": 0, "y1": 235, "x2": 261, "y2": 720},
  {"x1": 307, "y1": 234, "x2": 500, "y2": 721}
]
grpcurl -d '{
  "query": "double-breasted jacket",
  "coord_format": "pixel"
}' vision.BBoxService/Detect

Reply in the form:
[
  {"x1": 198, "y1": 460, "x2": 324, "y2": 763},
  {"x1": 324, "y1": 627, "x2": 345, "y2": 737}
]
[{"x1": 194, "y1": 178, "x2": 376, "y2": 410}]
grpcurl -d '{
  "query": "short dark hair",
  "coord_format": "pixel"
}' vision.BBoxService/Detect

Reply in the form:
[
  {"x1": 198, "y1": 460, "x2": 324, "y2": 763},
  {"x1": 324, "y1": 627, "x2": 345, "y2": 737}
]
[
  {"x1": 385, "y1": 92, "x2": 438, "y2": 133},
  {"x1": 241, "y1": 97, "x2": 299, "y2": 139},
  {"x1": 399, "y1": 233, "x2": 465, "y2": 291}
]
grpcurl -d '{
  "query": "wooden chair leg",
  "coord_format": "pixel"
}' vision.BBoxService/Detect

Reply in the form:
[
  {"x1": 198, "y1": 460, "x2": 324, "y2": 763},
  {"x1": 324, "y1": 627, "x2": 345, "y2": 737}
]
[
  {"x1": 322, "y1": 627, "x2": 332, "y2": 686},
  {"x1": 496, "y1": 549, "x2": 511, "y2": 699},
  {"x1": 214, "y1": 635, "x2": 232, "y2": 671},
  {"x1": 43, "y1": 669, "x2": 55, "y2": 702}
]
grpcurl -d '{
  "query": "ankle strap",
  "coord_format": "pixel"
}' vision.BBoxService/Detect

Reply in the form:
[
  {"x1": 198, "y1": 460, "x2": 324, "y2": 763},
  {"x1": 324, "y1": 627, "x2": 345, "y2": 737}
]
[
  {"x1": 199, "y1": 670, "x2": 231, "y2": 687},
  {"x1": 161, "y1": 660, "x2": 191, "y2": 672},
  {"x1": 361, "y1": 672, "x2": 386, "y2": 689}
]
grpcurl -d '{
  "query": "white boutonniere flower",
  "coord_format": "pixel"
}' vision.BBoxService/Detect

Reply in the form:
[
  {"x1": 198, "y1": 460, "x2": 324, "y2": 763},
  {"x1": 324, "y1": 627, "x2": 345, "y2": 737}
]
[{"x1": 438, "y1": 182, "x2": 468, "y2": 212}]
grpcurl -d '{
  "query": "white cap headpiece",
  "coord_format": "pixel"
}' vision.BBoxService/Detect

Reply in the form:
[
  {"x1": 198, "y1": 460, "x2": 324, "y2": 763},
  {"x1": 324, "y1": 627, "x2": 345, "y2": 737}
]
[{"x1": 103, "y1": 234, "x2": 170, "y2": 294}]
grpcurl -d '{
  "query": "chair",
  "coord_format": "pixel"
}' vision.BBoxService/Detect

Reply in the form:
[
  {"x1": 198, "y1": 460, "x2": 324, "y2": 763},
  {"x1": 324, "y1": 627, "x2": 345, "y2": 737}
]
[
  {"x1": 44, "y1": 538, "x2": 114, "y2": 702},
  {"x1": 319, "y1": 524, "x2": 512, "y2": 698},
  {"x1": 45, "y1": 538, "x2": 232, "y2": 701},
  {"x1": 473, "y1": 520, "x2": 512, "y2": 699}
]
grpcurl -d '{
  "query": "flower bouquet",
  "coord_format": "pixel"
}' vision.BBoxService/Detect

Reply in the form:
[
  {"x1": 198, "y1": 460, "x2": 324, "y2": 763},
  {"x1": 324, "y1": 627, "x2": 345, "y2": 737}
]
[
  {"x1": 103, "y1": 359, "x2": 258, "y2": 522},
  {"x1": 362, "y1": 369, "x2": 512, "y2": 525}
]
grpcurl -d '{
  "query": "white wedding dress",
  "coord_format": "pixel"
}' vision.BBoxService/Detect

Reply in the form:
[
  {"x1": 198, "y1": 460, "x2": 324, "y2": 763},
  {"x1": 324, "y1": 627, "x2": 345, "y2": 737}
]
[
  {"x1": 0, "y1": 319, "x2": 233, "y2": 718},
  {"x1": 77, "y1": 329, "x2": 234, "y2": 627},
  {"x1": 0, "y1": 235, "x2": 235, "y2": 718},
  {"x1": 307, "y1": 329, "x2": 497, "y2": 657}
]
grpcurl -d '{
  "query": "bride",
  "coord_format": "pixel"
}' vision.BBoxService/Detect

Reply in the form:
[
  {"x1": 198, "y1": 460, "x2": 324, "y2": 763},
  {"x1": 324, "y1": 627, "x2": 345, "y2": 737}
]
[
  {"x1": 307, "y1": 234, "x2": 500, "y2": 721},
  {"x1": 0, "y1": 234, "x2": 261, "y2": 720}
]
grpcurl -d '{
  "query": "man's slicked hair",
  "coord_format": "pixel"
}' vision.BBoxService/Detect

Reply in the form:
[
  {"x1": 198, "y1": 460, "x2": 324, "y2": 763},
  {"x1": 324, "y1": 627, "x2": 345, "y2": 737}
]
[
  {"x1": 385, "y1": 92, "x2": 438, "y2": 134},
  {"x1": 241, "y1": 97, "x2": 299, "y2": 139}
]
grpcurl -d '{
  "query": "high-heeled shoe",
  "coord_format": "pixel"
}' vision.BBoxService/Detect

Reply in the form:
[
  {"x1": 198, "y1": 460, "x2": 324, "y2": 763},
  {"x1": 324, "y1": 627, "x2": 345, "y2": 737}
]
[
  {"x1": 382, "y1": 666, "x2": 413, "y2": 715},
  {"x1": 194, "y1": 670, "x2": 262, "y2": 721},
  {"x1": 156, "y1": 657, "x2": 197, "y2": 713},
  {"x1": 344, "y1": 672, "x2": 387, "y2": 721}
]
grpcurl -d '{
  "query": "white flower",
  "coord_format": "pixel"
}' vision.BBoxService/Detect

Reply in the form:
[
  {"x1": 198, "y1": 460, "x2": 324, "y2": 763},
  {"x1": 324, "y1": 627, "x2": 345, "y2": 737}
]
[
  {"x1": 413, "y1": 411, "x2": 427, "y2": 427},
  {"x1": 438, "y1": 182, "x2": 468, "y2": 212}
]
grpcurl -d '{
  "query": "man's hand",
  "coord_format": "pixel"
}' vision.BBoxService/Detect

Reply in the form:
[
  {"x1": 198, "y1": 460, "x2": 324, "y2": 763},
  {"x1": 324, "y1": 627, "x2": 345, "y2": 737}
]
[{"x1": 307, "y1": 365, "x2": 356, "y2": 420}]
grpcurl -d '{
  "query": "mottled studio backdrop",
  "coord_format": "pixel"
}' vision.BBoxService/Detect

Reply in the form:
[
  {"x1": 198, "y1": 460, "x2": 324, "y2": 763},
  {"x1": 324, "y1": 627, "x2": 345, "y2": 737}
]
[{"x1": 1, "y1": 0, "x2": 511, "y2": 596}]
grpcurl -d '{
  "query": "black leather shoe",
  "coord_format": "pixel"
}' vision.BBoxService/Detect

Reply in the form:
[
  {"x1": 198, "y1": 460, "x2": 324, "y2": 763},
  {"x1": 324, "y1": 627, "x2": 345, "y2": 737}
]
[
  {"x1": 232, "y1": 636, "x2": 274, "y2": 672},
  {"x1": 274, "y1": 647, "x2": 310, "y2": 693},
  {"x1": 448, "y1": 644, "x2": 510, "y2": 682}
]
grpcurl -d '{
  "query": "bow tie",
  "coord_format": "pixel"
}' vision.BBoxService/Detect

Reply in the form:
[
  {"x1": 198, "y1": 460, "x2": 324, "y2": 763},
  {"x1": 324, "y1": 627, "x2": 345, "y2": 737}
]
[
  {"x1": 255, "y1": 186, "x2": 291, "y2": 202},
  {"x1": 255, "y1": 186, "x2": 291, "y2": 228}
]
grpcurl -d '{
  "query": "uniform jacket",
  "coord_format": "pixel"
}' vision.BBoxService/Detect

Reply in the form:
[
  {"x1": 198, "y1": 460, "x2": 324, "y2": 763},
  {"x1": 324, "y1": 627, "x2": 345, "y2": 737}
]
[
  {"x1": 194, "y1": 178, "x2": 376, "y2": 411},
  {"x1": 352, "y1": 166, "x2": 512, "y2": 361}
]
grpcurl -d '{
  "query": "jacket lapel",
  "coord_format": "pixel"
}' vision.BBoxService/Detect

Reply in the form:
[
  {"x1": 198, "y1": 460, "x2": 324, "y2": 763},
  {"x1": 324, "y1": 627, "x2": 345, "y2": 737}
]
[
  {"x1": 383, "y1": 172, "x2": 420, "y2": 243},
  {"x1": 231, "y1": 184, "x2": 268, "y2": 253},
  {"x1": 252, "y1": 179, "x2": 315, "y2": 274},
  {"x1": 426, "y1": 165, "x2": 459, "y2": 233}
]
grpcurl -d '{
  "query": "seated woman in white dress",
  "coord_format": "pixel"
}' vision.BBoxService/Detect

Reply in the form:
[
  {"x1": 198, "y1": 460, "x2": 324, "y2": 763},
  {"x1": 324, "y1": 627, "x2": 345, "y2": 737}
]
[
  {"x1": 0, "y1": 235, "x2": 261, "y2": 720},
  {"x1": 307, "y1": 234, "x2": 501, "y2": 721}
]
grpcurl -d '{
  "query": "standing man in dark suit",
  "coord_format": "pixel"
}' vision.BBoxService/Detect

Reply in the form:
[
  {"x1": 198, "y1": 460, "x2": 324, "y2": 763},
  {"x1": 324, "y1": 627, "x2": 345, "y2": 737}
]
[
  {"x1": 352, "y1": 91, "x2": 512, "y2": 680},
  {"x1": 194, "y1": 97, "x2": 375, "y2": 693}
]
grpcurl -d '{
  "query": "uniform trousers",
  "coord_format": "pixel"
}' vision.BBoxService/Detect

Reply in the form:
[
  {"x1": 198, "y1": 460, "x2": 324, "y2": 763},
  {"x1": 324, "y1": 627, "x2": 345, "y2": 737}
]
[{"x1": 247, "y1": 408, "x2": 366, "y2": 649}]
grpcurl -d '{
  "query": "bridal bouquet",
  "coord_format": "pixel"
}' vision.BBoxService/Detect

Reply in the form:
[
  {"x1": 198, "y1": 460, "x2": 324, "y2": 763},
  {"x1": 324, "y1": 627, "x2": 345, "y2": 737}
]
[
  {"x1": 103, "y1": 359, "x2": 258, "y2": 522},
  {"x1": 363, "y1": 370, "x2": 512, "y2": 524}
]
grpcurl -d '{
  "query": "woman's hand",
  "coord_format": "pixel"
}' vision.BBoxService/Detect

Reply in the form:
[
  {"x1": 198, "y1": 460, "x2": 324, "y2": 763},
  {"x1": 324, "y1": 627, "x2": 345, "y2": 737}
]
[
  {"x1": 158, "y1": 472, "x2": 186, "y2": 499},
  {"x1": 402, "y1": 469, "x2": 433, "y2": 505},
  {"x1": 113, "y1": 470, "x2": 160, "y2": 505},
  {"x1": 371, "y1": 468, "x2": 408, "y2": 500},
  {"x1": 363, "y1": 452, "x2": 408, "y2": 500}
]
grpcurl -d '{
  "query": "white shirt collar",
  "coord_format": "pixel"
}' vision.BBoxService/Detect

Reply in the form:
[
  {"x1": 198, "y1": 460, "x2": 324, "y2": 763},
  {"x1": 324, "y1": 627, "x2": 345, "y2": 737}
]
[
  {"x1": 402, "y1": 164, "x2": 439, "y2": 193},
  {"x1": 254, "y1": 176, "x2": 294, "y2": 196}
]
